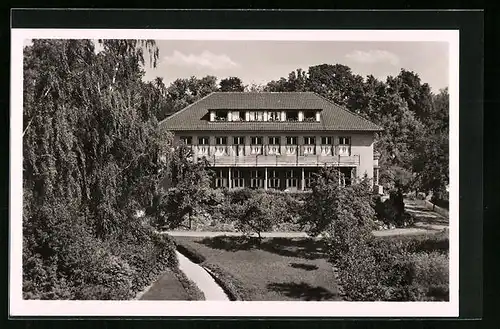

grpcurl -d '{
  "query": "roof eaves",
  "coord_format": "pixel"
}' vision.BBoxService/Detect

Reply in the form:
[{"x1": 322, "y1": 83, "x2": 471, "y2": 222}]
[{"x1": 159, "y1": 92, "x2": 215, "y2": 127}]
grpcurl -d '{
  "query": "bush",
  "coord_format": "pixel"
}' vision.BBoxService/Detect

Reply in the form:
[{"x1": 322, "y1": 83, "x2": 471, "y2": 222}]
[
  {"x1": 335, "y1": 234, "x2": 449, "y2": 301},
  {"x1": 336, "y1": 239, "x2": 419, "y2": 301},
  {"x1": 373, "y1": 195, "x2": 413, "y2": 228},
  {"x1": 175, "y1": 240, "x2": 207, "y2": 264},
  {"x1": 408, "y1": 252, "x2": 449, "y2": 301},
  {"x1": 378, "y1": 230, "x2": 449, "y2": 254},
  {"x1": 23, "y1": 206, "x2": 178, "y2": 300}
]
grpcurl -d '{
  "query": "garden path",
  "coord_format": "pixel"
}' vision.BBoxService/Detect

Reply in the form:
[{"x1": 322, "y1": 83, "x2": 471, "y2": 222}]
[{"x1": 176, "y1": 251, "x2": 230, "y2": 301}]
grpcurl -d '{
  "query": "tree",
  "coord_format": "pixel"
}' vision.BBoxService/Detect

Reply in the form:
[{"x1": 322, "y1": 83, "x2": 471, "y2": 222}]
[
  {"x1": 166, "y1": 75, "x2": 219, "y2": 115},
  {"x1": 300, "y1": 168, "x2": 374, "y2": 261},
  {"x1": 219, "y1": 76, "x2": 245, "y2": 92},
  {"x1": 227, "y1": 189, "x2": 286, "y2": 243},
  {"x1": 155, "y1": 144, "x2": 212, "y2": 229},
  {"x1": 306, "y1": 64, "x2": 364, "y2": 108},
  {"x1": 387, "y1": 69, "x2": 434, "y2": 124},
  {"x1": 244, "y1": 83, "x2": 265, "y2": 92},
  {"x1": 22, "y1": 39, "x2": 176, "y2": 299}
]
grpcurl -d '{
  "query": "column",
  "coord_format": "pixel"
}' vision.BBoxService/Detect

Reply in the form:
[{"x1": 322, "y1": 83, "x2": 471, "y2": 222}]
[
  {"x1": 264, "y1": 167, "x2": 268, "y2": 190},
  {"x1": 210, "y1": 111, "x2": 215, "y2": 121},
  {"x1": 315, "y1": 111, "x2": 321, "y2": 122},
  {"x1": 245, "y1": 111, "x2": 250, "y2": 121},
  {"x1": 281, "y1": 111, "x2": 286, "y2": 121},
  {"x1": 298, "y1": 111, "x2": 304, "y2": 122},
  {"x1": 228, "y1": 167, "x2": 232, "y2": 189},
  {"x1": 301, "y1": 168, "x2": 305, "y2": 191}
]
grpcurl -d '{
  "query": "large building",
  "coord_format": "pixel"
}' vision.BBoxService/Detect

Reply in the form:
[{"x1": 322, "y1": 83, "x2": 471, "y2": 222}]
[{"x1": 160, "y1": 92, "x2": 383, "y2": 192}]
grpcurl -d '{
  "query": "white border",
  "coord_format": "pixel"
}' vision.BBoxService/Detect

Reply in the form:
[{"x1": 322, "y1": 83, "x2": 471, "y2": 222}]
[{"x1": 10, "y1": 29, "x2": 459, "y2": 317}]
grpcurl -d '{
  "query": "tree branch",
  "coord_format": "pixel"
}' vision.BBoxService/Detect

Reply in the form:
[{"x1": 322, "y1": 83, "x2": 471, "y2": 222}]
[{"x1": 22, "y1": 117, "x2": 34, "y2": 138}]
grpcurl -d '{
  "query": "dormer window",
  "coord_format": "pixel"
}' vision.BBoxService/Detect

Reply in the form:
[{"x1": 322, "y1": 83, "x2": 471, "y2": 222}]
[
  {"x1": 232, "y1": 111, "x2": 245, "y2": 121},
  {"x1": 304, "y1": 110, "x2": 316, "y2": 122},
  {"x1": 286, "y1": 111, "x2": 299, "y2": 122},
  {"x1": 249, "y1": 111, "x2": 263, "y2": 121},
  {"x1": 268, "y1": 111, "x2": 281, "y2": 121},
  {"x1": 214, "y1": 110, "x2": 228, "y2": 121}
]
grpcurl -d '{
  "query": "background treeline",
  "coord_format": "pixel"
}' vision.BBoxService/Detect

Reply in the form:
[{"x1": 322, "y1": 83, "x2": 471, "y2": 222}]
[{"x1": 22, "y1": 39, "x2": 448, "y2": 300}]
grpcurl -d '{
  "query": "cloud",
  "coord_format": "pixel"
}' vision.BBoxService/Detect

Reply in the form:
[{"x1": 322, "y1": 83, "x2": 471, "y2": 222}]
[
  {"x1": 345, "y1": 50, "x2": 400, "y2": 66},
  {"x1": 162, "y1": 50, "x2": 239, "y2": 70}
]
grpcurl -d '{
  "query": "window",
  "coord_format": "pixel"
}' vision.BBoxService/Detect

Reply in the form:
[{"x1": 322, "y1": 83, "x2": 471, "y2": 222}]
[
  {"x1": 180, "y1": 136, "x2": 192, "y2": 145},
  {"x1": 268, "y1": 111, "x2": 280, "y2": 121},
  {"x1": 198, "y1": 136, "x2": 209, "y2": 145},
  {"x1": 233, "y1": 136, "x2": 245, "y2": 145},
  {"x1": 250, "y1": 170, "x2": 264, "y2": 188},
  {"x1": 268, "y1": 169, "x2": 280, "y2": 189},
  {"x1": 339, "y1": 137, "x2": 351, "y2": 145},
  {"x1": 214, "y1": 169, "x2": 227, "y2": 188},
  {"x1": 286, "y1": 170, "x2": 298, "y2": 188},
  {"x1": 321, "y1": 136, "x2": 332, "y2": 145},
  {"x1": 304, "y1": 110, "x2": 316, "y2": 122},
  {"x1": 215, "y1": 136, "x2": 227, "y2": 145},
  {"x1": 286, "y1": 111, "x2": 299, "y2": 121},
  {"x1": 268, "y1": 136, "x2": 280, "y2": 145},
  {"x1": 249, "y1": 111, "x2": 264, "y2": 121},
  {"x1": 232, "y1": 169, "x2": 244, "y2": 188},
  {"x1": 232, "y1": 111, "x2": 245, "y2": 121},
  {"x1": 304, "y1": 136, "x2": 316, "y2": 145},
  {"x1": 251, "y1": 136, "x2": 263, "y2": 145},
  {"x1": 286, "y1": 136, "x2": 298, "y2": 145},
  {"x1": 215, "y1": 110, "x2": 228, "y2": 121},
  {"x1": 305, "y1": 171, "x2": 315, "y2": 188}
]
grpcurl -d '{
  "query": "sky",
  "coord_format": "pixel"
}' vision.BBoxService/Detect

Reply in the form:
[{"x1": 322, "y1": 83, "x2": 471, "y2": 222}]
[{"x1": 142, "y1": 40, "x2": 449, "y2": 93}]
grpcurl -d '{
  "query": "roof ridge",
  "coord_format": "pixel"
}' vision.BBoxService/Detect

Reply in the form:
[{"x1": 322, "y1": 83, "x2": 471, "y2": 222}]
[
  {"x1": 313, "y1": 92, "x2": 384, "y2": 131},
  {"x1": 159, "y1": 92, "x2": 214, "y2": 125}
]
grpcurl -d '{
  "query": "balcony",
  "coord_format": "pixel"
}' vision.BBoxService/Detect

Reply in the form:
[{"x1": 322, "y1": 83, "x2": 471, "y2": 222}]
[{"x1": 195, "y1": 145, "x2": 359, "y2": 167}]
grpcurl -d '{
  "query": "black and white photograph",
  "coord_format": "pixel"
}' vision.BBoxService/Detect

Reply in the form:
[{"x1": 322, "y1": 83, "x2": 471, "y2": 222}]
[{"x1": 10, "y1": 27, "x2": 459, "y2": 317}]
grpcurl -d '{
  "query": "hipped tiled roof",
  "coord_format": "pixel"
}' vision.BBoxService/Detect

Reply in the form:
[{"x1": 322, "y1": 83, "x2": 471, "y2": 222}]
[{"x1": 160, "y1": 92, "x2": 383, "y2": 132}]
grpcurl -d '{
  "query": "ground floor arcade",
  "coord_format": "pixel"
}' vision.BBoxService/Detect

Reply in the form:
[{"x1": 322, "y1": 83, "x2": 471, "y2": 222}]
[{"x1": 210, "y1": 166, "x2": 357, "y2": 191}]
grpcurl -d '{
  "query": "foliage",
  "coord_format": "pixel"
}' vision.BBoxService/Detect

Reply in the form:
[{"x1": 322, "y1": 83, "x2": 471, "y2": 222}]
[
  {"x1": 155, "y1": 144, "x2": 212, "y2": 229},
  {"x1": 219, "y1": 76, "x2": 245, "y2": 92},
  {"x1": 22, "y1": 39, "x2": 178, "y2": 300},
  {"x1": 300, "y1": 168, "x2": 375, "y2": 237},
  {"x1": 377, "y1": 230, "x2": 449, "y2": 254},
  {"x1": 164, "y1": 75, "x2": 219, "y2": 115},
  {"x1": 335, "y1": 235, "x2": 449, "y2": 301},
  {"x1": 226, "y1": 189, "x2": 288, "y2": 241}
]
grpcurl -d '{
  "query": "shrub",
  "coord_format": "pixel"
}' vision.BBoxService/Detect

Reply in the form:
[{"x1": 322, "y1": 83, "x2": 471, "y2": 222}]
[
  {"x1": 408, "y1": 252, "x2": 449, "y2": 301},
  {"x1": 373, "y1": 195, "x2": 414, "y2": 228},
  {"x1": 335, "y1": 234, "x2": 449, "y2": 301},
  {"x1": 175, "y1": 240, "x2": 207, "y2": 264},
  {"x1": 377, "y1": 230, "x2": 449, "y2": 254}
]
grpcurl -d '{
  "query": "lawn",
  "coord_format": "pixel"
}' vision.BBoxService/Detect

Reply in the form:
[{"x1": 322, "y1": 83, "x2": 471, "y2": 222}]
[{"x1": 174, "y1": 236, "x2": 341, "y2": 301}]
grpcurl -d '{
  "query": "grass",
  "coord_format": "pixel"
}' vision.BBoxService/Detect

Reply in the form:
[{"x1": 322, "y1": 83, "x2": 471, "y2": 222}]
[
  {"x1": 139, "y1": 268, "x2": 205, "y2": 301},
  {"x1": 174, "y1": 236, "x2": 340, "y2": 301}
]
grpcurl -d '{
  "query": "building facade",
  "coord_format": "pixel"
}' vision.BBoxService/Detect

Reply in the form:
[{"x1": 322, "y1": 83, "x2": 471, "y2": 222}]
[{"x1": 160, "y1": 92, "x2": 383, "y2": 192}]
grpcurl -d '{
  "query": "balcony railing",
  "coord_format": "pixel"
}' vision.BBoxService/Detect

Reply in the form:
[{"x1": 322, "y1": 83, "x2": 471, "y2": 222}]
[{"x1": 202, "y1": 153, "x2": 360, "y2": 167}]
